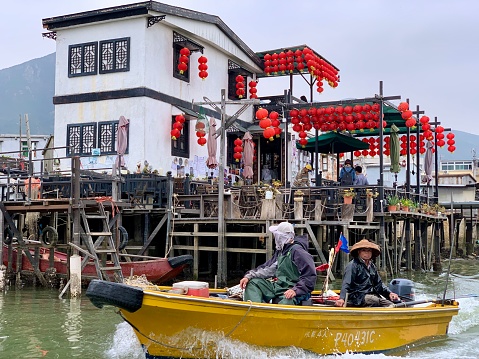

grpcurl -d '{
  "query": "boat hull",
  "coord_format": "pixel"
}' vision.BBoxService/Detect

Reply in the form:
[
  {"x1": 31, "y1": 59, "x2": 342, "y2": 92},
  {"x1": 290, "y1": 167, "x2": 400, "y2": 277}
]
[
  {"x1": 86, "y1": 280, "x2": 459, "y2": 358},
  {"x1": 3, "y1": 246, "x2": 192, "y2": 284}
]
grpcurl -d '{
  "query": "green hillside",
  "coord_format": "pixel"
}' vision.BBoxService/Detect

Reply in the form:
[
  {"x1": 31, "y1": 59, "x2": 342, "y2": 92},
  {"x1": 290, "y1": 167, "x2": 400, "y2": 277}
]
[{"x1": 0, "y1": 53, "x2": 55, "y2": 135}]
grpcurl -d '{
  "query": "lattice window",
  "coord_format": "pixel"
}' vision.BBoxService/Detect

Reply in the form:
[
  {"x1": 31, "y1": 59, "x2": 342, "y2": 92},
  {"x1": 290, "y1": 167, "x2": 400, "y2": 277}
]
[
  {"x1": 99, "y1": 121, "x2": 124, "y2": 154},
  {"x1": 227, "y1": 60, "x2": 250, "y2": 100},
  {"x1": 67, "y1": 123, "x2": 96, "y2": 155},
  {"x1": 171, "y1": 116, "x2": 190, "y2": 158},
  {"x1": 68, "y1": 42, "x2": 98, "y2": 77},
  {"x1": 100, "y1": 37, "x2": 130, "y2": 74}
]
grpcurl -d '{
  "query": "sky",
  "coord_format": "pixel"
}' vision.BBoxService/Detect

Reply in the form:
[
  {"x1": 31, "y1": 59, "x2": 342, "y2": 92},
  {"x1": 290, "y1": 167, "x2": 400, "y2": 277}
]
[{"x1": 2, "y1": 0, "x2": 479, "y2": 135}]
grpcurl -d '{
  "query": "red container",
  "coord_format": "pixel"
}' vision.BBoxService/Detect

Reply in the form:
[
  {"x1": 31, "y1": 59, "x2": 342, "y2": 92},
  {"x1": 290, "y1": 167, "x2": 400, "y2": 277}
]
[{"x1": 172, "y1": 281, "x2": 209, "y2": 297}]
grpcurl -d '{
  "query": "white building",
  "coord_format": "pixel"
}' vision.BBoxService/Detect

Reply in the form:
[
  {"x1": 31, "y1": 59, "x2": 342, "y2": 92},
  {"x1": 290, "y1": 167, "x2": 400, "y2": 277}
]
[
  {"x1": 42, "y1": 2, "x2": 265, "y2": 178},
  {"x1": 42, "y1": 2, "x2": 339, "y2": 184}
]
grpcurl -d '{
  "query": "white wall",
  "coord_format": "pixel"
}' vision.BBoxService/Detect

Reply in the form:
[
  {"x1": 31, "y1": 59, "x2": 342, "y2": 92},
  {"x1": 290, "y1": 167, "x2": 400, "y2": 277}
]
[{"x1": 53, "y1": 10, "x2": 262, "y2": 177}]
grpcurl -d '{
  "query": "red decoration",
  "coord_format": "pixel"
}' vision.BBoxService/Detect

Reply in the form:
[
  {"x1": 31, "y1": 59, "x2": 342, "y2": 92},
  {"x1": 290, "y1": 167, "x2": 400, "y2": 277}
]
[
  {"x1": 178, "y1": 47, "x2": 190, "y2": 74},
  {"x1": 263, "y1": 127, "x2": 275, "y2": 141},
  {"x1": 198, "y1": 56, "x2": 208, "y2": 80},
  {"x1": 256, "y1": 108, "x2": 269, "y2": 120},
  {"x1": 170, "y1": 129, "x2": 181, "y2": 140},
  {"x1": 398, "y1": 102, "x2": 409, "y2": 112},
  {"x1": 235, "y1": 75, "x2": 245, "y2": 98},
  {"x1": 233, "y1": 138, "x2": 243, "y2": 162},
  {"x1": 249, "y1": 80, "x2": 258, "y2": 99},
  {"x1": 197, "y1": 137, "x2": 207, "y2": 146}
]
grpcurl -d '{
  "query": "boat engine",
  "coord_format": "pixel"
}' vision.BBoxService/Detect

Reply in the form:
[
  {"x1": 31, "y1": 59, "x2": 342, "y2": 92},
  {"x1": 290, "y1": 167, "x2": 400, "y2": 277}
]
[{"x1": 389, "y1": 278, "x2": 415, "y2": 301}]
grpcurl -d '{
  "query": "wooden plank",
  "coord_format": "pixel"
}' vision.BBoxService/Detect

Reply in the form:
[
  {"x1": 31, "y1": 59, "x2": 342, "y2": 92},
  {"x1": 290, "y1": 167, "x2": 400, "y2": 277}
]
[
  {"x1": 137, "y1": 213, "x2": 167, "y2": 256},
  {"x1": 303, "y1": 222, "x2": 333, "y2": 281},
  {"x1": 171, "y1": 231, "x2": 267, "y2": 237}
]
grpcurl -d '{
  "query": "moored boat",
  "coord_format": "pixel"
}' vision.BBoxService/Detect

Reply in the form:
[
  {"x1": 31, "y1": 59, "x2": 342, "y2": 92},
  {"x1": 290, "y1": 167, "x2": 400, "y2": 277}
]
[
  {"x1": 86, "y1": 279, "x2": 459, "y2": 358},
  {"x1": 3, "y1": 245, "x2": 193, "y2": 284}
]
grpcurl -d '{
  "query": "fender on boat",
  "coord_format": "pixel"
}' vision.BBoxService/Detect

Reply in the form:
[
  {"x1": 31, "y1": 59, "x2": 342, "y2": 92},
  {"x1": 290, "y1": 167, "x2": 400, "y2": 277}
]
[
  {"x1": 86, "y1": 280, "x2": 144, "y2": 313},
  {"x1": 168, "y1": 254, "x2": 193, "y2": 268},
  {"x1": 41, "y1": 226, "x2": 58, "y2": 248},
  {"x1": 118, "y1": 226, "x2": 129, "y2": 251}
]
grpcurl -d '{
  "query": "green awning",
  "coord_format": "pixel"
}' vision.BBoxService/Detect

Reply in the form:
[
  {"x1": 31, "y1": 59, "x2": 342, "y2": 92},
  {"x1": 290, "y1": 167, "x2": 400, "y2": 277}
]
[{"x1": 297, "y1": 131, "x2": 369, "y2": 154}]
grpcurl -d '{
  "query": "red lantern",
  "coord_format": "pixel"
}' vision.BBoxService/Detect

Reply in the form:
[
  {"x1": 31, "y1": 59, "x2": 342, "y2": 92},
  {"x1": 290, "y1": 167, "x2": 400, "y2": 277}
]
[
  {"x1": 419, "y1": 116, "x2": 430, "y2": 124},
  {"x1": 233, "y1": 152, "x2": 242, "y2": 162},
  {"x1": 256, "y1": 108, "x2": 269, "y2": 120},
  {"x1": 435, "y1": 125, "x2": 444, "y2": 133},
  {"x1": 401, "y1": 110, "x2": 413, "y2": 120},
  {"x1": 299, "y1": 138, "x2": 308, "y2": 147},
  {"x1": 233, "y1": 138, "x2": 243, "y2": 162},
  {"x1": 448, "y1": 145, "x2": 456, "y2": 153},
  {"x1": 197, "y1": 137, "x2": 207, "y2": 146},
  {"x1": 259, "y1": 118, "x2": 272, "y2": 129},
  {"x1": 353, "y1": 150, "x2": 361, "y2": 157},
  {"x1": 249, "y1": 80, "x2": 258, "y2": 99},
  {"x1": 178, "y1": 47, "x2": 190, "y2": 74},
  {"x1": 171, "y1": 128, "x2": 181, "y2": 140},
  {"x1": 198, "y1": 56, "x2": 208, "y2": 80},
  {"x1": 263, "y1": 127, "x2": 275, "y2": 141},
  {"x1": 175, "y1": 114, "x2": 185, "y2": 123},
  {"x1": 398, "y1": 102, "x2": 409, "y2": 112},
  {"x1": 446, "y1": 133, "x2": 455, "y2": 140},
  {"x1": 235, "y1": 75, "x2": 245, "y2": 98}
]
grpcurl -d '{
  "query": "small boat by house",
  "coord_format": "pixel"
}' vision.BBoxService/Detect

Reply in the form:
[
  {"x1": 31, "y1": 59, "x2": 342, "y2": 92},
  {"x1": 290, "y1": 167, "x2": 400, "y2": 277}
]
[
  {"x1": 2, "y1": 245, "x2": 193, "y2": 284},
  {"x1": 86, "y1": 279, "x2": 459, "y2": 358}
]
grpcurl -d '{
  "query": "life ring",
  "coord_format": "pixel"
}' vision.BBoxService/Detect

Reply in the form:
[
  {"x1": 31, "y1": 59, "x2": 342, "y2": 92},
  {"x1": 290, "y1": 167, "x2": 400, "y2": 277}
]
[
  {"x1": 4, "y1": 227, "x2": 13, "y2": 245},
  {"x1": 41, "y1": 226, "x2": 58, "y2": 248},
  {"x1": 118, "y1": 226, "x2": 129, "y2": 251}
]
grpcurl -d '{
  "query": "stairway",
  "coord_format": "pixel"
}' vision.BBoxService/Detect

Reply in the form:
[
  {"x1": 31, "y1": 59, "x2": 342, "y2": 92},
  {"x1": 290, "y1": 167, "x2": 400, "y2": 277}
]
[{"x1": 78, "y1": 202, "x2": 123, "y2": 282}]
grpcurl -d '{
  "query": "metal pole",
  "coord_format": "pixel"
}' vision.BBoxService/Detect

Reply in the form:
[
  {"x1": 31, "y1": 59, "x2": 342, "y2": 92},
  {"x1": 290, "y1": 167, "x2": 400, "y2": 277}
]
[
  {"x1": 434, "y1": 117, "x2": 440, "y2": 199},
  {"x1": 378, "y1": 82, "x2": 386, "y2": 271},
  {"x1": 217, "y1": 89, "x2": 227, "y2": 287}
]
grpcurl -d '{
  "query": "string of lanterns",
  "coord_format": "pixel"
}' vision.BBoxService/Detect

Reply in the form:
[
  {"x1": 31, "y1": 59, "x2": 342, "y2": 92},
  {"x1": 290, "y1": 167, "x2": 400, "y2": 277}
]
[
  {"x1": 256, "y1": 108, "x2": 282, "y2": 142},
  {"x1": 198, "y1": 55, "x2": 208, "y2": 80},
  {"x1": 233, "y1": 137, "x2": 243, "y2": 162},
  {"x1": 263, "y1": 47, "x2": 339, "y2": 90},
  {"x1": 177, "y1": 47, "x2": 190, "y2": 75},
  {"x1": 170, "y1": 114, "x2": 185, "y2": 140}
]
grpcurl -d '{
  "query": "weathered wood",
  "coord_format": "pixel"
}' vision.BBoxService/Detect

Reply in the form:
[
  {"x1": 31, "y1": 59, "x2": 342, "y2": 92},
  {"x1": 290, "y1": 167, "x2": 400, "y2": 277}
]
[
  {"x1": 341, "y1": 204, "x2": 354, "y2": 222},
  {"x1": 314, "y1": 199, "x2": 324, "y2": 221},
  {"x1": 366, "y1": 197, "x2": 374, "y2": 222},
  {"x1": 260, "y1": 199, "x2": 275, "y2": 219},
  {"x1": 294, "y1": 198, "x2": 304, "y2": 220}
]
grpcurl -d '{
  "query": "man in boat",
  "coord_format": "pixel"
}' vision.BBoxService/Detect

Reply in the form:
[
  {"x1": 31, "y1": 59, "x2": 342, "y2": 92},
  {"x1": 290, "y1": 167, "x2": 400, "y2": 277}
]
[
  {"x1": 335, "y1": 239, "x2": 399, "y2": 307},
  {"x1": 239, "y1": 221, "x2": 317, "y2": 305}
]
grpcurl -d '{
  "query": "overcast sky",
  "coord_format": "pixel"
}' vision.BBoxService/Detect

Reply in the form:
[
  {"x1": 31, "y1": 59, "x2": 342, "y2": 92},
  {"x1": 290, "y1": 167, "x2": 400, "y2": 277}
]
[{"x1": 3, "y1": 0, "x2": 479, "y2": 135}]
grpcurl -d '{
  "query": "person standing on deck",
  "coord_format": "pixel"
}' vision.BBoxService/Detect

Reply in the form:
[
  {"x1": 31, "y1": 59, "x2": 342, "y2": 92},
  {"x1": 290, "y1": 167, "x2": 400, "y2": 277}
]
[
  {"x1": 293, "y1": 164, "x2": 312, "y2": 187},
  {"x1": 239, "y1": 222, "x2": 317, "y2": 305}
]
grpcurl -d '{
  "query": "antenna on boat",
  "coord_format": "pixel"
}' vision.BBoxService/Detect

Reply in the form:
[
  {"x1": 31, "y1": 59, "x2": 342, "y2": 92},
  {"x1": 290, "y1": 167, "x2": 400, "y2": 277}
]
[{"x1": 441, "y1": 193, "x2": 455, "y2": 305}]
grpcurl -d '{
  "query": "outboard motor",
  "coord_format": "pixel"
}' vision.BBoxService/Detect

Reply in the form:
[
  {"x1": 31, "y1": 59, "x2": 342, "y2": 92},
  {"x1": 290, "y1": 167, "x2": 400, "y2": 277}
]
[{"x1": 389, "y1": 278, "x2": 415, "y2": 301}]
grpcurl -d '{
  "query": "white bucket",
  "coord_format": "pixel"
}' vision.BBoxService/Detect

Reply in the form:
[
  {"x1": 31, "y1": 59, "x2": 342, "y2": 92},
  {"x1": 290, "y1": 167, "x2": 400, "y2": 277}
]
[{"x1": 265, "y1": 190, "x2": 274, "y2": 199}]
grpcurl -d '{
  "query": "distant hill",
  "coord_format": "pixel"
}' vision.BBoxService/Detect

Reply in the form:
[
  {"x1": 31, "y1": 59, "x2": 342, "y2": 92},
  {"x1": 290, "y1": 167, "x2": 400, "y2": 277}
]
[
  {"x1": 0, "y1": 54, "x2": 475, "y2": 160},
  {"x1": 0, "y1": 53, "x2": 55, "y2": 135}
]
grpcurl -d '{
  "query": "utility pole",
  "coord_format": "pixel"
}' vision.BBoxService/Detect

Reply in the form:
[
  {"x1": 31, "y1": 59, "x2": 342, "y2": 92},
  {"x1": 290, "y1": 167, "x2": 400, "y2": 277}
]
[{"x1": 195, "y1": 89, "x2": 259, "y2": 287}]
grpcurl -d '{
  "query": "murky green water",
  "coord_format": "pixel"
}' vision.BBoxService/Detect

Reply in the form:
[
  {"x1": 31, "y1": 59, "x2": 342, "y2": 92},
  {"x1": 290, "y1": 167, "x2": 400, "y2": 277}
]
[{"x1": 1, "y1": 259, "x2": 479, "y2": 358}]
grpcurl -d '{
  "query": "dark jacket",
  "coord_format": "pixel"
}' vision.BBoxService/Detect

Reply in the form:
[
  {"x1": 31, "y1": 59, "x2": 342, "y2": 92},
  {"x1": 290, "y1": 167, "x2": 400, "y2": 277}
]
[
  {"x1": 339, "y1": 257, "x2": 392, "y2": 306},
  {"x1": 244, "y1": 234, "x2": 317, "y2": 297}
]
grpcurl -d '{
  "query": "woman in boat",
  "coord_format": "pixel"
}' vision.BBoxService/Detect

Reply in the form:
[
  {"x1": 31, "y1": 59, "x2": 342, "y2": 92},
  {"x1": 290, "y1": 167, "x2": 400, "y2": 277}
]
[
  {"x1": 335, "y1": 239, "x2": 399, "y2": 307},
  {"x1": 239, "y1": 222, "x2": 317, "y2": 305}
]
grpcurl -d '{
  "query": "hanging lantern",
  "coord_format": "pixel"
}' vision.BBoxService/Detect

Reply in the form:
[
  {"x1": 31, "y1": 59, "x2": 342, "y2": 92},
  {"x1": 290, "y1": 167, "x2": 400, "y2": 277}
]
[
  {"x1": 353, "y1": 150, "x2": 361, "y2": 157},
  {"x1": 263, "y1": 127, "x2": 276, "y2": 141},
  {"x1": 178, "y1": 47, "x2": 190, "y2": 74},
  {"x1": 198, "y1": 56, "x2": 208, "y2": 80},
  {"x1": 233, "y1": 138, "x2": 243, "y2": 162},
  {"x1": 398, "y1": 102, "x2": 409, "y2": 112},
  {"x1": 401, "y1": 110, "x2": 413, "y2": 120},
  {"x1": 197, "y1": 137, "x2": 207, "y2": 146},
  {"x1": 170, "y1": 128, "x2": 181, "y2": 140},
  {"x1": 419, "y1": 115, "x2": 430, "y2": 124},
  {"x1": 256, "y1": 108, "x2": 269, "y2": 120},
  {"x1": 249, "y1": 80, "x2": 258, "y2": 99},
  {"x1": 435, "y1": 125, "x2": 444, "y2": 133},
  {"x1": 259, "y1": 118, "x2": 272, "y2": 129},
  {"x1": 235, "y1": 75, "x2": 245, "y2": 98}
]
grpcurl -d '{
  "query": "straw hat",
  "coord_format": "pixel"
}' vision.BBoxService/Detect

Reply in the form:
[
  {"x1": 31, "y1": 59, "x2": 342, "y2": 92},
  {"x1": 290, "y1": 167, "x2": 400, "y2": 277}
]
[{"x1": 350, "y1": 239, "x2": 381, "y2": 258}]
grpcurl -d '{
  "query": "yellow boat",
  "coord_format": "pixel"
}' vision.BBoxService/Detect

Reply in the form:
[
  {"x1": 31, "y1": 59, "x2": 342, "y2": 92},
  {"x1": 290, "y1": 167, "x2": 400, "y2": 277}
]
[{"x1": 86, "y1": 280, "x2": 459, "y2": 358}]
